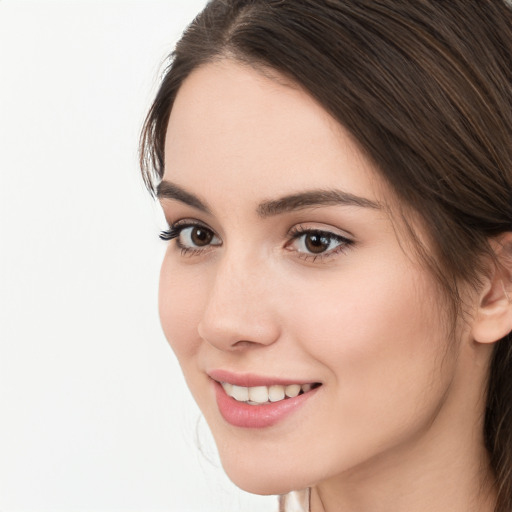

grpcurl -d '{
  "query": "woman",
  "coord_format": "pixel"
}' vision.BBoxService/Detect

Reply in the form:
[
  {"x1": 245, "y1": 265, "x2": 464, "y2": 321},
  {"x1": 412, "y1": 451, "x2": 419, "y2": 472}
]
[{"x1": 140, "y1": 1, "x2": 512, "y2": 511}]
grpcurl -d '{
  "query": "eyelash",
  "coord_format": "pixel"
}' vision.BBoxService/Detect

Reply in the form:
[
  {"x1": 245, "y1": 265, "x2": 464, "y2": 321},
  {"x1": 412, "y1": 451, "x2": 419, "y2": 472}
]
[
  {"x1": 159, "y1": 222, "x2": 354, "y2": 261},
  {"x1": 159, "y1": 222, "x2": 220, "y2": 256},
  {"x1": 287, "y1": 224, "x2": 354, "y2": 261}
]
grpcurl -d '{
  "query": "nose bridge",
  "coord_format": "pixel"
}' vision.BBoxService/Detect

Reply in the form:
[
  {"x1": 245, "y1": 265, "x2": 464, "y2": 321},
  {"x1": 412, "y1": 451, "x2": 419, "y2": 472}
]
[{"x1": 198, "y1": 244, "x2": 279, "y2": 349}]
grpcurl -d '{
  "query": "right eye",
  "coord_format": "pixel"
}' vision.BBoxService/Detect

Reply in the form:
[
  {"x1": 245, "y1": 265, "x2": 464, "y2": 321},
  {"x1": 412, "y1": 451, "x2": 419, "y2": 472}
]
[{"x1": 160, "y1": 223, "x2": 222, "y2": 253}]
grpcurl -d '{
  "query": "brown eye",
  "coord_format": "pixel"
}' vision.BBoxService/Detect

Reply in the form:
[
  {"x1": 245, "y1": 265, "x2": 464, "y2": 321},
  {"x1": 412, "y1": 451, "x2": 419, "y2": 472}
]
[
  {"x1": 177, "y1": 225, "x2": 221, "y2": 250},
  {"x1": 304, "y1": 233, "x2": 331, "y2": 254},
  {"x1": 190, "y1": 227, "x2": 214, "y2": 246},
  {"x1": 289, "y1": 228, "x2": 351, "y2": 259}
]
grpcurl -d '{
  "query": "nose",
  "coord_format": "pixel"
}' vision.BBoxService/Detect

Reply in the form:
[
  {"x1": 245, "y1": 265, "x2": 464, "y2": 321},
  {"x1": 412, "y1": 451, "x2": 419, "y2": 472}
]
[{"x1": 197, "y1": 251, "x2": 281, "y2": 351}]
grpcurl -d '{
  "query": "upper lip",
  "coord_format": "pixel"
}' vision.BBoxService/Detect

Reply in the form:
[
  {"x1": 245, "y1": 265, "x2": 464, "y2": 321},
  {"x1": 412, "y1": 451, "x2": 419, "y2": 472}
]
[{"x1": 208, "y1": 369, "x2": 318, "y2": 387}]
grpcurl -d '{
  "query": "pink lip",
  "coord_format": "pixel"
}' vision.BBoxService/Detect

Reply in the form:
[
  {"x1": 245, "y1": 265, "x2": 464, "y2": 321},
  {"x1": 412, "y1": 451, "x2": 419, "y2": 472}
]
[
  {"x1": 208, "y1": 369, "x2": 314, "y2": 387},
  {"x1": 211, "y1": 379, "x2": 320, "y2": 429}
]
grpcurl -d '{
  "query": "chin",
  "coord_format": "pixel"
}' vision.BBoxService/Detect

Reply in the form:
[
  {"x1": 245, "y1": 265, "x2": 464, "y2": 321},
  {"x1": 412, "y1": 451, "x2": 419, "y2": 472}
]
[
  {"x1": 223, "y1": 465, "x2": 298, "y2": 496},
  {"x1": 216, "y1": 445, "x2": 313, "y2": 496}
]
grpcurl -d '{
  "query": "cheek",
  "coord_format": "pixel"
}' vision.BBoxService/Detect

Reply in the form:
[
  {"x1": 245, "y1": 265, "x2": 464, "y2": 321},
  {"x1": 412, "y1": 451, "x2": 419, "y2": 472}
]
[
  {"x1": 283, "y1": 253, "x2": 432, "y2": 347},
  {"x1": 158, "y1": 254, "x2": 207, "y2": 359},
  {"x1": 281, "y1": 254, "x2": 451, "y2": 424}
]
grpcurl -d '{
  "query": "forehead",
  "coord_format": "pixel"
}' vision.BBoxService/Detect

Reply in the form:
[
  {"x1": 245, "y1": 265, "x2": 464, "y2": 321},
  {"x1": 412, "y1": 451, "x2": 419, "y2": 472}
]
[{"x1": 163, "y1": 59, "x2": 384, "y2": 209}]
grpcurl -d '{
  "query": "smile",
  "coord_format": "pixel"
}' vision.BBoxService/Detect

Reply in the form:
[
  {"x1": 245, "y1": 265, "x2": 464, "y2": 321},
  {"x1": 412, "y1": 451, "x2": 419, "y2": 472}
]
[
  {"x1": 211, "y1": 376, "x2": 322, "y2": 428},
  {"x1": 220, "y1": 382, "x2": 320, "y2": 405}
]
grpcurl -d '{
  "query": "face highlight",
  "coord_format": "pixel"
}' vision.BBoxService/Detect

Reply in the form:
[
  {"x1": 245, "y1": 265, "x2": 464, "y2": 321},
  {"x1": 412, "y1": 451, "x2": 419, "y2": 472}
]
[{"x1": 157, "y1": 60, "x2": 480, "y2": 496}]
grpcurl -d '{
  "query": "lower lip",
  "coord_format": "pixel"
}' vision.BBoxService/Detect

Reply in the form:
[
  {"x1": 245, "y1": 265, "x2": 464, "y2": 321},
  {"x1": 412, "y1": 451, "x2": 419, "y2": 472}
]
[{"x1": 213, "y1": 381, "x2": 319, "y2": 428}]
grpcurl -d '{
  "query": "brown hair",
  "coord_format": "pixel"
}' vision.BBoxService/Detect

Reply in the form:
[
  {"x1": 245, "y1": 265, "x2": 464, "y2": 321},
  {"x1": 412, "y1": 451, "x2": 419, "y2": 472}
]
[{"x1": 140, "y1": 1, "x2": 512, "y2": 509}]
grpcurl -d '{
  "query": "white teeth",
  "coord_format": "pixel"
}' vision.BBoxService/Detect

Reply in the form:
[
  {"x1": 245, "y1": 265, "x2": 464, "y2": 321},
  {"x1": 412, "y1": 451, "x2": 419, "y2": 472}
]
[
  {"x1": 269, "y1": 385, "x2": 286, "y2": 402},
  {"x1": 231, "y1": 385, "x2": 249, "y2": 402},
  {"x1": 221, "y1": 381, "x2": 318, "y2": 404},
  {"x1": 285, "y1": 384, "x2": 301, "y2": 398},
  {"x1": 222, "y1": 382, "x2": 233, "y2": 395},
  {"x1": 248, "y1": 386, "x2": 269, "y2": 403},
  {"x1": 301, "y1": 383, "x2": 312, "y2": 393}
]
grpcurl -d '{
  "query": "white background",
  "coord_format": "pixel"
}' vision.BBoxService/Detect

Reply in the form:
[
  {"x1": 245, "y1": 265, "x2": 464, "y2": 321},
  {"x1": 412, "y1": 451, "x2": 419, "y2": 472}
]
[{"x1": 0, "y1": 2, "x2": 276, "y2": 511}]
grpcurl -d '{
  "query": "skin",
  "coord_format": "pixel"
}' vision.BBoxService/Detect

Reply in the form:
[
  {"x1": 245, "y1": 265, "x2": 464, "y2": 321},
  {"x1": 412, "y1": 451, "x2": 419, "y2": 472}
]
[{"x1": 158, "y1": 60, "x2": 500, "y2": 512}]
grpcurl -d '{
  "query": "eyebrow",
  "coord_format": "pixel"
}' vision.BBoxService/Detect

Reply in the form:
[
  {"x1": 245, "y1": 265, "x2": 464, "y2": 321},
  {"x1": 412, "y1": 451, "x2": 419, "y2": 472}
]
[
  {"x1": 257, "y1": 189, "x2": 381, "y2": 217},
  {"x1": 156, "y1": 180, "x2": 380, "y2": 217},
  {"x1": 156, "y1": 180, "x2": 211, "y2": 214}
]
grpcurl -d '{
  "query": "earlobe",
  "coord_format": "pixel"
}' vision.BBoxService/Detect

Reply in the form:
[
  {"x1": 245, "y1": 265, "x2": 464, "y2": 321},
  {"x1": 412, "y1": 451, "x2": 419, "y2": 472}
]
[{"x1": 472, "y1": 233, "x2": 512, "y2": 345}]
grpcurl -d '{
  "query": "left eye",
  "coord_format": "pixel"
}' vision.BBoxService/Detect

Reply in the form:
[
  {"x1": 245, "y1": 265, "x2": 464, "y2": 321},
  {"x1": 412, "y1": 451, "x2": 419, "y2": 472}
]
[
  {"x1": 176, "y1": 225, "x2": 221, "y2": 249},
  {"x1": 159, "y1": 223, "x2": 221, "y2": 251},
  {"x1": 290, "y1": 230, "x2": 348, "y2": 255},
  {"x1": 179, "y1": 226, "x2": 217, "y2": 247}
]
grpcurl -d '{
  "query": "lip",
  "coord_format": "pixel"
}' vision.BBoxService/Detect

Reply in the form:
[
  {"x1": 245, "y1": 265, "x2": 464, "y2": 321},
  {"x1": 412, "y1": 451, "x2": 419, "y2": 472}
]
[
  {"x1": 210, "y1": 372, "x2": 321, "y2": 429},
  {"x1": 208, "y1": 369, "x2": 316, "y2": 387}
]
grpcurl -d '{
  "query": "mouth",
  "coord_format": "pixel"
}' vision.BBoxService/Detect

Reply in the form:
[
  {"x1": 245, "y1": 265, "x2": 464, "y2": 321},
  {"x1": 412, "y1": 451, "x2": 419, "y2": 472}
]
[
  {"x1": 208, "y1": 369, "x2": 322, "y2": 428},
  {"x1": 212, "y1": 378, "x2": 322, "y2": 428},
  {"x1": 220, "y1": 381, "x2": 322, "y2": 405}
]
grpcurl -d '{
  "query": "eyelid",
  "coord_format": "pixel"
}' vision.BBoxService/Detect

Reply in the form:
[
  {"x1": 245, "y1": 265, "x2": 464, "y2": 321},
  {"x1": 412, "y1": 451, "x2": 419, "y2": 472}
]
[
  {"x1": 159, "y1": 218, "x2": 215, "y2": 240},
  {"x1": 287, "y1": 222, "x2": 354, "y2": 241},
  {"x1": 286, "y1": 223, "x2": 354, "y2": 261},
  {"x1": 159, "y1": 219, "x2": 222, "y2": 257},
  {"x1": 158, "y1": 219, "x2": 354, "y2": 262}
]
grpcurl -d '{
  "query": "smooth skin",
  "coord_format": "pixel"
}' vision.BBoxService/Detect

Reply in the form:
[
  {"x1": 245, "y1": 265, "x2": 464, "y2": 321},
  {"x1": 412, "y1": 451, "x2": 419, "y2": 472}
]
[{"x1": 158, "y1": 60, "x2": 510, "y2": 512}]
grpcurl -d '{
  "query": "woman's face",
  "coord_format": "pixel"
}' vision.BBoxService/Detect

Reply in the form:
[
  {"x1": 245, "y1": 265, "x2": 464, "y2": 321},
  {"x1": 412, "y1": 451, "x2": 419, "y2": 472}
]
[{"x1": 158, "y1": 60, "x2": 476, "y2": 494}]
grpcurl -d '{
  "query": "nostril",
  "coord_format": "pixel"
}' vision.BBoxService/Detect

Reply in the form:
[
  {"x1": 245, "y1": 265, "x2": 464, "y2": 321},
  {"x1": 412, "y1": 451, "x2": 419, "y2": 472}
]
[
  {"x1": 197, "y1": 307, "x2": 281, "y2": 350},
  {"x1": 232, "y1": 339, "x2": 260, "y2": 349}
]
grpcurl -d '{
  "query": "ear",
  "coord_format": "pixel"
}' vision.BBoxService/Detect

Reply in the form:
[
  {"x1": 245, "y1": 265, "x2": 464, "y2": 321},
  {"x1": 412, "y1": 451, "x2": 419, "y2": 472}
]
[{"x1": 472, "y1": 232, "x2": 512, "y2": 344}]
